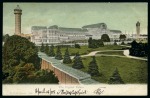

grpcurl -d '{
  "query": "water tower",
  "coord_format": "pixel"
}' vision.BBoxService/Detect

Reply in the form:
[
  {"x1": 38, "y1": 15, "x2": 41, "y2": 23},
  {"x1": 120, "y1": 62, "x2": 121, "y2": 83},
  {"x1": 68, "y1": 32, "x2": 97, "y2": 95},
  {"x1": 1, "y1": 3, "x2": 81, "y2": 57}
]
[{"x1": 14, "y1": 5, "x2": 22, "y2": 35}]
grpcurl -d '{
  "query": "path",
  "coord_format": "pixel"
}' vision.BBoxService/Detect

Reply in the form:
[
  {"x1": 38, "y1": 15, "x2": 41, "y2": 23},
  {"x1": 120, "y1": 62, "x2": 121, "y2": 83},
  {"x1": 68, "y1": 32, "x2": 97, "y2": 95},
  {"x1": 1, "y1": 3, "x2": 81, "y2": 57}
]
[
  {"x1": 120, "y1": 45, "x2": 131, "y2": 48},
  {"x1": 123, "y1": 50, "x2": 147, "y2": 61},
  {"x1": 70, "y1": 49, "x2": 147, "y2": 61},
  {"x1": 70, "y1": 50, "x2": 124, "y2": 59}
]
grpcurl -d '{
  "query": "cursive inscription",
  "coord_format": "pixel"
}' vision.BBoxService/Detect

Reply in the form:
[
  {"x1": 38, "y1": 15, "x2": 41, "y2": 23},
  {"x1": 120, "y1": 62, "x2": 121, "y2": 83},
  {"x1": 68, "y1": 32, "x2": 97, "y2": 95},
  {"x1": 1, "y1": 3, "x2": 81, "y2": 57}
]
[
  {"x1": 93, "y1": 87, "x2": 106, "y2": 95},
  {"x1": 35, "y1": 88, "x2": 87, "y2": 95},
  {"x1": 35, "y1": 88, "x2": 55, "y2": 95},
  {"x1": 57, "y1": 89, "x2": 87, "y2": 95}
]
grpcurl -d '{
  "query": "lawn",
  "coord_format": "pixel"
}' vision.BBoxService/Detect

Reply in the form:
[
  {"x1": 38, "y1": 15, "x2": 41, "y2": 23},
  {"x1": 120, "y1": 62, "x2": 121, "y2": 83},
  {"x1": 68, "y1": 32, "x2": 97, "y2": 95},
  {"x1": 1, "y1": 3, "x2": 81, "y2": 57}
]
[
  {"x1": 53, "y1": 45, "x2": 127, "y2": 56},
  {"x1": 96, "y1": 51, "x2": 125, "y2": 56},
  {"x1": 65, "y1": 56, "x2": 147, "y2": 84}
]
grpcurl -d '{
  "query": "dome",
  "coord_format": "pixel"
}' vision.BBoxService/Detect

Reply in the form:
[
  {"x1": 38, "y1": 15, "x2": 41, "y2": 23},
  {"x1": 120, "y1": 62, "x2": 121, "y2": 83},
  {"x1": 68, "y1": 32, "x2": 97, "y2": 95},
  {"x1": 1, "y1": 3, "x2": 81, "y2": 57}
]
[{"x1": 14, "y1": 5, "x2": 22, "y2": 11}]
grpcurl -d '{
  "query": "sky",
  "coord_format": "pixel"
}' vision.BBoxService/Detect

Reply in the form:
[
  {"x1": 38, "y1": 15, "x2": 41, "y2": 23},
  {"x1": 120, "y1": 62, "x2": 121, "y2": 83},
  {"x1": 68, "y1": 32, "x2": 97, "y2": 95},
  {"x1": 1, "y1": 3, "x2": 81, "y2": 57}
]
[{"x1": 3, "y1": 3, "x2": 148, "y2": 35}]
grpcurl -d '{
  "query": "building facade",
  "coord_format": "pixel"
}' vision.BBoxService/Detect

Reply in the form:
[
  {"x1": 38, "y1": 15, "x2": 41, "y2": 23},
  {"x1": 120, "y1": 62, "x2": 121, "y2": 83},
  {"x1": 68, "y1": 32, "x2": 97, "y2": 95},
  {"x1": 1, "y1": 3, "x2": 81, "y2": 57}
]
[{"x1": 31, "y1": 23, "x2": 122, "y2": 45}]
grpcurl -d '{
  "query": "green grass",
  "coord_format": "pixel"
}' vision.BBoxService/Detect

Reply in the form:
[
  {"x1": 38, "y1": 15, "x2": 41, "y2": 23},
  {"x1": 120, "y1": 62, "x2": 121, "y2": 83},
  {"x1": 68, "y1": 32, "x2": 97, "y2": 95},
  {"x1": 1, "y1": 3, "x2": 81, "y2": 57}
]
[
  {"x1": 96, "y1": 51, "x2": 125, "y2": 56},
  {"x1": 65, "y1": 56, "x2": 147, "y2": 84},
  {"x1": 135, "y1": 39, "x2": 148, "y2": 43},
  {"x1": 53, "y1": 45, "x2": 127, "y2": 56}
]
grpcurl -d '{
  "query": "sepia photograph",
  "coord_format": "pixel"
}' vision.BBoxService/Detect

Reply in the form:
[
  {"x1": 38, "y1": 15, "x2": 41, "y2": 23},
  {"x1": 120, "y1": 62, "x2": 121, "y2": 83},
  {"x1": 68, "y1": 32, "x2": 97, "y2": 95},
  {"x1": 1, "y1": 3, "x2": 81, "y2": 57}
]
[{"x1": 2, "y1": 2, "x2": 148, "y2": 96}]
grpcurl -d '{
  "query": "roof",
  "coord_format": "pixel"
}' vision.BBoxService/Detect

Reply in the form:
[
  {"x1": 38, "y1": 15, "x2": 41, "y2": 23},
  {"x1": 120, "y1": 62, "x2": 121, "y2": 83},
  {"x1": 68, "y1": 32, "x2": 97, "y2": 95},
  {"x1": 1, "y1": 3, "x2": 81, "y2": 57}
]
[
  {"x1": 38, "y1": 52, "x2": 100, "y2": 84},
  {"x1": 110, "y1": 30, "x2": 122, "y2": 33},
  {"x1": 82, "y1": 23, "x2": 106, "y2": 28},
  {"x1": 32, "y1": 26, "x2": 47, "y2": 30},
  {"x1": 48, "y1": 25, "x2": 58, "y2": 29},
  {"x1": 59, "y1": 27, "x2": 88, "y2": 32},
  {"x1": 136, "y1": 21, "x2": 140, "y2": 26},
  {"x1": 14, "y1": 5, "x2": 22, "y2": 11},
  {"x1": 80, "y1": 78, "x2": 100, "y2": 84}
]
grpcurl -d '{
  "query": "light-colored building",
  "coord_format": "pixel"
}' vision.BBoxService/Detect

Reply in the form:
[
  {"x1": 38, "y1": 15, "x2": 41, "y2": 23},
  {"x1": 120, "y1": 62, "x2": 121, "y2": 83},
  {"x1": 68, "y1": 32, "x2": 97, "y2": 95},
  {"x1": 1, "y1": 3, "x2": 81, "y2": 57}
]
[{"x1": 31, "y1": 23, "x2": 122, "y2": 45}]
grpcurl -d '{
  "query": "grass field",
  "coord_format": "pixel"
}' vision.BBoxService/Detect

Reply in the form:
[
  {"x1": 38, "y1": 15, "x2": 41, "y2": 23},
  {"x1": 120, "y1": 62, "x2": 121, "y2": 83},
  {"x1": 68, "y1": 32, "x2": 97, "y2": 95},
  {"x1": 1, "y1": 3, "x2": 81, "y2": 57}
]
[
  {"x1": 53, "y1": 45, "x2": 127, "y2": 56},
  {"x1": 65, "y1": 56, "x2": 147, "y2": 84},
  {"x1": 96, "y1": 51, "x2": 125, "y2": 56}
]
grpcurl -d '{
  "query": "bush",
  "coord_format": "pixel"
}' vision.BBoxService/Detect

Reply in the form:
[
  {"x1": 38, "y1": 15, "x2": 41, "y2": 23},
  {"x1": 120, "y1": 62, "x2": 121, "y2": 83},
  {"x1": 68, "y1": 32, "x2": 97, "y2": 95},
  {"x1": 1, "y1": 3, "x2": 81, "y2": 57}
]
[
  {"x1": 101, "y1": 34, "x2": 110, "y2": 42},
  {"x1": 72, "y1": 53, "x2": 84, "y2": 69},
  {"x1": 108, "y1": 68, "x2": 124, "y2": 84},
  {"x1": 88, "y1": 37, "x2": 104, "y2": 48},
  {"x1": 88, "y1": 56, "x2": 100, "y2": 76},
  {"x1": 129, "y1": 40, "x2": 147, "y2": 57},
  {"x1": 75, "y1": 43, "x2": 80, "y2": 49},
  {"x1": 114, "y1": 40, "x2": 117, "y2": 45},
  {"x1": 121, "y1": 41, "x2": 125, "y2": 45},
  {"x1": 63, "y1": 47, "x2": 72, "y2": 64},
  {"x1": 55, "y1": 46, "x2": 63, "y2": 60}
]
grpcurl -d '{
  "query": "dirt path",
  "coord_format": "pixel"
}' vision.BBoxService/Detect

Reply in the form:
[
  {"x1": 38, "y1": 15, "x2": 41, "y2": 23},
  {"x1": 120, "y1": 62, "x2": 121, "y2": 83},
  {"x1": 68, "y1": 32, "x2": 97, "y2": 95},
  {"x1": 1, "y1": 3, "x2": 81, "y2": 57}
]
[{"x1": 70, "y1": 49, "x2": 147, "y2": 61}]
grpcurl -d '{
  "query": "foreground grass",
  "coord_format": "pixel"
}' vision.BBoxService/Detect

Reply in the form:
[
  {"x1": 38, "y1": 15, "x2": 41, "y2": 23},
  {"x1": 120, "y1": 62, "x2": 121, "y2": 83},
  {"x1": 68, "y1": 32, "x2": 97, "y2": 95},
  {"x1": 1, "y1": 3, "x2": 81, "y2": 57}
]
[
  {"x1": 53, "y1": 45, "x2": 127, "y2": 56},
  {"x1": 96, "y1": 51, "x2": 125, "y2": 56},
  {"x1": 65, "y1": 56, "x2": 147, "y2": 84}
]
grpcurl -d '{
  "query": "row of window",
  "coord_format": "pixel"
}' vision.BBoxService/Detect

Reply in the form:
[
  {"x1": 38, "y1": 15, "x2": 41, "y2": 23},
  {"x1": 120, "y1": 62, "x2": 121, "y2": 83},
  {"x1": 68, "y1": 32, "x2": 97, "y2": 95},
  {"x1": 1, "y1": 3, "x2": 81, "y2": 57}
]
[{"x1": 35, "y1": 39, "x2": 59, "y2": 42}]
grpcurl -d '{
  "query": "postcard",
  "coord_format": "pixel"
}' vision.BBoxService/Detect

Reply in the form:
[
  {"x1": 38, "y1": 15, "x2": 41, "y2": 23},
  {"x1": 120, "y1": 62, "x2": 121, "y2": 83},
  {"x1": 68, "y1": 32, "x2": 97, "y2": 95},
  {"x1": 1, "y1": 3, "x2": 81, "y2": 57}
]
[{"x1": 2, "y1": 2, "x2": 148, "y2": 96}]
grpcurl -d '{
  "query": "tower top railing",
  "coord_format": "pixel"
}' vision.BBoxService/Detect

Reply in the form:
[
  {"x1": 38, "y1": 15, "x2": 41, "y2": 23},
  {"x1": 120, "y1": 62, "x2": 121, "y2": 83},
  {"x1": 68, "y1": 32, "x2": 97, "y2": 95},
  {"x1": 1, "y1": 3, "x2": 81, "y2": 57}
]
[{"x1": 14, "y1": 5, "x2": 22, "y2": 11}]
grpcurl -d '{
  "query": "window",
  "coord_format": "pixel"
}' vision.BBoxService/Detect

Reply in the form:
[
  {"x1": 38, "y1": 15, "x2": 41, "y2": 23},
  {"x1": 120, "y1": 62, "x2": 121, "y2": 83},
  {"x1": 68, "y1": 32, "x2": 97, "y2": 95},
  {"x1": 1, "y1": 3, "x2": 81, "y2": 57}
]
[{"x1": 43, "y1": 39, "x2": 47, "y2": 42}]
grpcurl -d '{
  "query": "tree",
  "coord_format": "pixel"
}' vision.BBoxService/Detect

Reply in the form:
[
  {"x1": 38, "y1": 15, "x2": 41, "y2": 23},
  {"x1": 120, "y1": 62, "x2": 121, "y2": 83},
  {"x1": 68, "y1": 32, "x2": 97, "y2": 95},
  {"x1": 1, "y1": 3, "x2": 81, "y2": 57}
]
[
  {"x1": 45, "y1": 43, "x2": 49, "y2": 55},
  {"x1": 129, "y1": 40, "x2": 147, "y2": 57},
  {"x1": 2, "y1": 35, "x2": 39, "y2": 82},
  {"x1": 88, "y1": 56, "x2": 100, "y2": 76},
  {"x1": 108, "y1": 68, "x2": 124, "y2": 84},
  {"x1": 55, "y1": 46, "x2": 63, "y2": 60},
  {"x1": 88, "y1": 37, "x2": 104, "y2": 48},
  {"x1": 63, "y1": 47, "x2": 72, "y2": 64},
  {"x1": 144, "y1": 43, "x2": 148, "y2": 56},
  {"x1": 114, "y1": 40, "x2": 117, "y2": 45},
  {"x1": 131, "y1": 40, "x2": 138, "y2": 49},
  {"x1": 88, "y1": 37, "x2": 93, "y2": 48},
  {"x1": 121, "y1": 41, "x2": 125, "y2": 45},
  {"x1": 34, "y1": 70, "x2": 59, "y2": 84},
  {"x1": 40, "y1": 43, "x2": 45, "y2": 52},
  {"x1": 97, "y1": 39, "x2": 104, "y2": 47},
  {"x1": 101, "y1": 34, "x2": 110, "y2": 42},
  {"x1": 3, "y1": 34, "x2": 9, "y2": 42},
  {"x1": 75, "y1": 43, "x2": 80, "y2": 49},
  {"x1": 119, "y1": 34, "x2": 126, "y2": 41},
  {"x1": 2, "y1": 35, "x2": 58, "y2": 84},
  {"x1": 48, "y1": 44, "x2": 55, "y2": 57},
  {"x1": 13, "y1": 63, "x2": 35, "y2": 83},
  {"x1": 3, "y1": 35, "x2": 39, "y2": 67},
  {"x1": 72, "y1": 52, "x2": 84, "y2": 69}
]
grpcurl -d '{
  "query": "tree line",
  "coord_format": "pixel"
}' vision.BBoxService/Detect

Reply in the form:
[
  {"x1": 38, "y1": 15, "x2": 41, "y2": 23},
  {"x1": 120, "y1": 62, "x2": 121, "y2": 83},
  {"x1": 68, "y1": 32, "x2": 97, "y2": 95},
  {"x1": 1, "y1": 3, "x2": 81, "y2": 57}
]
[
  {"x1": 41, "y1": 44, "x2": 124, "y2": 84},
  {"x1": 129, "y1": 40, "x2": 148, "y2": 57}
]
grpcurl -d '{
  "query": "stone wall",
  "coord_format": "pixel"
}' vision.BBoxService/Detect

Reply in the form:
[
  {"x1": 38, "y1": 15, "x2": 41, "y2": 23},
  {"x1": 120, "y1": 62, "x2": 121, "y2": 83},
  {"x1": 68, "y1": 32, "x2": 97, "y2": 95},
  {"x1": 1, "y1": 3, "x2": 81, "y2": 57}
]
[{"x1": 41, "y1": 59, "x2": 79, "y2": 84}]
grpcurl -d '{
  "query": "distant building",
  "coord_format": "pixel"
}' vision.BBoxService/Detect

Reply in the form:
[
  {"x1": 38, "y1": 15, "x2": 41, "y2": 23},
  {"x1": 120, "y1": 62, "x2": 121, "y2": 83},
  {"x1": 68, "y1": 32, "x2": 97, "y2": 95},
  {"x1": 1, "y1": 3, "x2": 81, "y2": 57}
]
[
  {"x1": 136, "y1": 21, "x2": 140, "y2": 39},
  {"x1": 31, "y1": 23, "x2": 122, "y2": 45}
]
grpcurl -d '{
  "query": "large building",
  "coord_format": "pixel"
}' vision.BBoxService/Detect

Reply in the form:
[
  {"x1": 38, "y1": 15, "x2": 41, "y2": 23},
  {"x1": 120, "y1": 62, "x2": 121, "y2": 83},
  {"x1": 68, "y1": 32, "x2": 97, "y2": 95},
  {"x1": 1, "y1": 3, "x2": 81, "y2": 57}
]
[{"x1": 31, "y1": 23, "x2": 122, "y2": 45}]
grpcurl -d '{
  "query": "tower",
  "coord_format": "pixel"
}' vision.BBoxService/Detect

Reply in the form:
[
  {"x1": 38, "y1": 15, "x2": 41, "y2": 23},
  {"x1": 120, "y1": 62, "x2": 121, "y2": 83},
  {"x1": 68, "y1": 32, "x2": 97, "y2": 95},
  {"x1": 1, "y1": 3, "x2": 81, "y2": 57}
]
[
  {"x1": 14, "y1": 5, "x2": 22, "y2": 35},
  {"x1": 136, "y1": 21, "x2": 140, "y2": 39}
]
